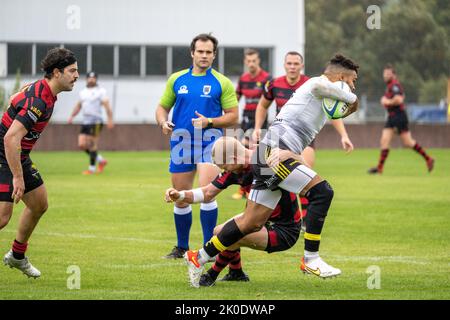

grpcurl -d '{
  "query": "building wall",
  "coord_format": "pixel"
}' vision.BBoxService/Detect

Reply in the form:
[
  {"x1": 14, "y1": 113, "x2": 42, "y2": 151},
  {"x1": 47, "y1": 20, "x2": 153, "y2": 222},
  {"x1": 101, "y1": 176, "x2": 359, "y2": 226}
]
[{"x1": 0, "y1": 0, "x2": 305, "y2": 124}]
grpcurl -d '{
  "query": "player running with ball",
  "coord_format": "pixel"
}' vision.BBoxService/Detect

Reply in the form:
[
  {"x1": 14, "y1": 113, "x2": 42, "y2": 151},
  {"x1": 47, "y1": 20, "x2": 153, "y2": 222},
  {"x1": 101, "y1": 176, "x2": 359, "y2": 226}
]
[{"x1": 182, "y1": 54, "x2": 359, "y2": 287}]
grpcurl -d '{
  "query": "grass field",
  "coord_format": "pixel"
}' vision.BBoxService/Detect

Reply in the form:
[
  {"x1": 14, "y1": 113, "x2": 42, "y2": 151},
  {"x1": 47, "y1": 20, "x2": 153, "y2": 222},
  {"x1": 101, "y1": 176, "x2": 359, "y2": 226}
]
[{"x1": 0, "y1": 149, "x2": 449, "y2": 300}]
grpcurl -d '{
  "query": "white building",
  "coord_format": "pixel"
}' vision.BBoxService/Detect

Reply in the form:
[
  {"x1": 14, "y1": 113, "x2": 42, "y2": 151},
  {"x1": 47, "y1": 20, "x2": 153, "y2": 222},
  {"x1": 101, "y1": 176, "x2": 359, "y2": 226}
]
[{"x1": 0, "y1": 0, "x2": 305, "y2": 123}]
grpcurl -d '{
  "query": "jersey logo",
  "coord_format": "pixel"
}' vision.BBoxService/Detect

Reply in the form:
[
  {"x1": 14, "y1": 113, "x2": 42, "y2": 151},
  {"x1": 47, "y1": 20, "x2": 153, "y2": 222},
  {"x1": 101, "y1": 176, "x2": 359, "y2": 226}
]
[
  {"x1": 201, "y1": 85, "x2": 212, "y2": 98},
  {"x1": 178, "y1": 85, "x2": 189, "y2": 94}
]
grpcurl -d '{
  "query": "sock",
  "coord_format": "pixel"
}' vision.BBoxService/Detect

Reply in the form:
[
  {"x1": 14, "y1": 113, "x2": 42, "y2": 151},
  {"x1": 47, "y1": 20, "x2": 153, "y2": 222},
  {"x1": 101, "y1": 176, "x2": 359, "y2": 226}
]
[
  {"x1": 304, "y1": 250, "x2": 319, "y2": 262},
  {"x1": 228, "y1": 249, "x2": 242, "y2": 271},
  {"x1": 89, "y1": 150, "x2": 98, "y2": 166},
  {"x1": 174, "y1": 205, "x2": 192, "y2": 250},
  {"x1": 89, "y1": 165, "x2": 96, "y2": 172},
  {"x1": 200, "y1": 201, "x2": 218, "y2": 245},
  {"x1": 203, "y1": 219, "x2": 244, "y2": 257},
  {"x1": 377, "y1": 149, "x2": 390, "y2": 171},
  {"x1": 209, "y1": 250, "x2": 239, "y2": 280},
  {"x1": 300, "y1": 196, "x2": 309, "y2": 220},
  {"x1": 12, "y1": 239, "x2": 28, "y2": 260},
  {"x1": 304, "y1": 181, "x2": 334, "y2": 253},
  {"x1": 96, "y1": 154, "x2": 104, "y2": 162},
  {"x1": 413, "y1": 143, "x2": 431, "y2": 161}
]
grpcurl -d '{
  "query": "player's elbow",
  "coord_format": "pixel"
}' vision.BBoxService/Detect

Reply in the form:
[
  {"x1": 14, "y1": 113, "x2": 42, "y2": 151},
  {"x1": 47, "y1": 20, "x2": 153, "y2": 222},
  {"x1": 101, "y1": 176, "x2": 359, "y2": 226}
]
[
  {"x1": 203, "y1": 189, "x2": 216, "y2": 203},
  {"x1": 311, "y1": 82, "x2": 327, "y2": 98}
]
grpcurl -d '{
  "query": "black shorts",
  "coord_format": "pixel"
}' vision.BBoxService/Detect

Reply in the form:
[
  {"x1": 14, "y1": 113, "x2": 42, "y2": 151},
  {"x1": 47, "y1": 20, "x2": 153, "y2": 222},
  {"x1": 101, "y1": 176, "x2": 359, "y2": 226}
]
[
  {"x1": 0, "y1": 162, "x2": 44, "y2": 202},
  {"x1": 251, "y1": 143, "x2": 302, "y2": 191},
  {"x1": 241, "y1": 110, "x2": 268, "y2": 138},
  {"x1": 80, "y1": 123, "x2": 103, "y2": 137},
  {"x1": 385, "y1": 109, "x2": 409, "y2": 134},
  {"x1": 265, "y1": 221, "x2": 301, "y2": 253}
]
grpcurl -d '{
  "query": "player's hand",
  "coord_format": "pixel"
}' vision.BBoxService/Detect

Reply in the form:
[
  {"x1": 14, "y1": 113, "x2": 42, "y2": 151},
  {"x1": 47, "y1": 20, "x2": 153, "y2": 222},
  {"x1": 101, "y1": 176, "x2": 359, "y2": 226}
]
[
  {"x1": 341, "y1": 136, "x2": 354, "y2": 153},
  {"x1": 381, "y1": 96, "x2": 390, "y2": 107},
  {"x1": 344, "y1": 98, "x2": 359, "y2": 118},
  {"x1": 192, "y1": 111, "x2": 207, "y2": 129},
  {"x1": 68, "y1": 116, "x2": 73, "y2": 124},
  {"x1": 165, "y1": 188, "x2": 180, "y2": 203},
  {"x1": 12, "y1": 176, "x2": 25, "y2": 204},
  {"x1": 161, "y1": 121, "x2": 175, "y2": 135},
  {"x1": 266, "y1": 148, "x2": 296, "y2": 168},
  {"x1": 252, "y1": 128, "x2": 261, "y2": 143},
  {"x1": 107, "y1": 121, "x2": 114, "y2": 130}
]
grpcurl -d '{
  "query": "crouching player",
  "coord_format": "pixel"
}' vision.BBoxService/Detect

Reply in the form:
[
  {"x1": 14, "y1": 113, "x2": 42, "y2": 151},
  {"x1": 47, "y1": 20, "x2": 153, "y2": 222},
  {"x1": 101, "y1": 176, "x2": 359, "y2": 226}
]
[{"x1": 165, "y1": 136, "x2": 303, "y2": 287}]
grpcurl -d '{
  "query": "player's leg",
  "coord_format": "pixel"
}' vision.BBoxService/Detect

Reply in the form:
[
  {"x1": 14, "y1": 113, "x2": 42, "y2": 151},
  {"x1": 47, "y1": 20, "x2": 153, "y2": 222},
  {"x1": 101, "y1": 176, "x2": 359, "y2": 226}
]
[
  {"x1": 276, "y1": 164, "x2": 341, "y2": 278},
  {"x1": 400, "y1": 130, "x2": 435, "y2": 172},
  {"x1": 185, "y1": 197, "x2": 276, "y2": 287},
  {"x1": 200, "y1": 213, "x2": 257, "y2": 286},
  {"x1": 299, "y1": 144, "x2": 315, "y2": 232},
  {"x1": 0, "y1": 166, "x2": 14, "y2": 230},
  {"x1": 3, "y1": 180, "x2": 47, "y2": 278},
  {"x1": 197, "y1": 162, "x2": 221, "y2": 246},
  {"x1": 93, "y1": 124, "x2": 108, "y2": 173},
  {"x1": 369, "y1": 127, "x2": 394, "y2": 174},
  {"x1": 0, "y1": 202, "x2": 13, "y2": 230},
  {"x1": 164, "y1": 170, "x2": 196, "y2": 259}
]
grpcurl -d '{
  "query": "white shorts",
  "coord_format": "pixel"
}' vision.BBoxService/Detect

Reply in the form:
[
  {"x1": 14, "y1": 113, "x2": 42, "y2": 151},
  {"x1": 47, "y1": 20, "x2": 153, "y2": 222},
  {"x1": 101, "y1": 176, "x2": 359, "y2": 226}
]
[{"x1": 248, "y1": 165, "x2": 317, "y2": 209}]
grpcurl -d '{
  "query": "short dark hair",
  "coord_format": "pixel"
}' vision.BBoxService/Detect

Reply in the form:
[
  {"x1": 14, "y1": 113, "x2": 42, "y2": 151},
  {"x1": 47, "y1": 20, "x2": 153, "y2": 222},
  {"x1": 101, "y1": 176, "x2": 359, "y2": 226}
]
[
  {"x1": 244, "y1": 48, "x2": 259, "y2": 57},
  {"x1": 41, "y1": 47, "x2": 77, "y2": 79},
  {"x1": 285, "y1": 51, "x2": 304, "y2": 62},
  {"x1": 384, "y1": 63, "x2": 396, "y2": 73},
  {"x1": 328, "y1": 54, "x2": 359, "y2": 74},
  {"x1": 190, "y1": 33, "x2": 218, "y2": 54}
]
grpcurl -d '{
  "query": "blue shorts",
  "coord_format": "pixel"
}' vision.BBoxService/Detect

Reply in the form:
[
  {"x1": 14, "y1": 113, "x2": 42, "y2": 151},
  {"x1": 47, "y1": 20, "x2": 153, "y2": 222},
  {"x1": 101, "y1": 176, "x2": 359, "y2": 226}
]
[{"x1": 169, "y1": 142, "x2": 215, "y2": 173}]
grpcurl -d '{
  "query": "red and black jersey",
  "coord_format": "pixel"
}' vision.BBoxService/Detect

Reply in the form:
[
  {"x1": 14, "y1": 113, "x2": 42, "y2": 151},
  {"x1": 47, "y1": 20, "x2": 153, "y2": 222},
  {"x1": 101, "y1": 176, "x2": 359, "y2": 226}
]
[
  {"x1": 211, "y1": 166, "x2": 300, "y2": 225},
  {"x1": 384, "y1": 79, "x2": 405, "y2": 111},
  {"x1": 0, "y1": 79, "x2": 56, "y2": 164},
  {"x1": 236, "y1": 69, "x2": 271, "y2": 111},
  {"x1": 263, "y1": 75, "x2": 310, "y2": 114}
]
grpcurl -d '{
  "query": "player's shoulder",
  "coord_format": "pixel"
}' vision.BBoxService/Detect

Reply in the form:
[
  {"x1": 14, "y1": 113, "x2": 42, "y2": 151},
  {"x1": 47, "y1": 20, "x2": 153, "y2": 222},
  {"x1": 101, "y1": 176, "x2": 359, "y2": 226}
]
[{"x1": 168, "y1": 68, "x2": 191, "y2": 83}]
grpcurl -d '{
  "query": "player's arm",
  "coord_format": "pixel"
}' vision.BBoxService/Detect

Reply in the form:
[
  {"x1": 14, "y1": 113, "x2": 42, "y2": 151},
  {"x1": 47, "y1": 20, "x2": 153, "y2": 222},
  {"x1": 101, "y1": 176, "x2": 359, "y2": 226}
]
[
  {"x1": 253, "y1": 96, "x2": 272, "y2": 139},
  {"x1": 68, "y1": 101, "x2": 82, "y2": 124},
  {"x1": 382, "y1": 94, "x2": 404, "y2": 107},
  {"x1": 165, "y1": 183, "x2": 222, "y2": 204},
  {"x1": 4, "y1": 121, "x2": 29, "y2": 203},
  {"x1": 266, "y1": 148, "x2": 308, "y2": 168},
  {"x1": 312, "y1": 77, "x2": 357, "y2": 104},
  {"x1": 156, "y1": 74, "x2": 178, "y2": 134},
  {"x1": 330, "y1": 119, "x2": 354, "y2": 153},
  {"x1": 101, "y1": 98, "x2": 114, "y2": 129}
]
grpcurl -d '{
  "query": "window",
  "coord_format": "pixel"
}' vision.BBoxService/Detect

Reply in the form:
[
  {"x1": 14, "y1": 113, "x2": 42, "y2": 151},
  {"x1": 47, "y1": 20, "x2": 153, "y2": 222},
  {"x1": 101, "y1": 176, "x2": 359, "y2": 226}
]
[
  {"x1": 7, "y1": 43, "x2": 32, "y2": 75},
  {"x1": 119, "y1": 46, "x2": 140, "y2": 76},
  {"x1": 36, "y1": 43, "x2": 60, "y2": 73},
  {"x1": 172, "y1": 46, "x2": 192, "y2": 72},
  {"x1": 92, "y1": 45, "x2": 114, "y2": 75},
  {"x1": 64, "y1": 44, "x2": 87, "y2": 75},
  {"x1": 224, "y1": 48, "x2": 244, "y2": 76},
  {"x1": 146, "y1": 46, "x2": 166, "y2": 76}
]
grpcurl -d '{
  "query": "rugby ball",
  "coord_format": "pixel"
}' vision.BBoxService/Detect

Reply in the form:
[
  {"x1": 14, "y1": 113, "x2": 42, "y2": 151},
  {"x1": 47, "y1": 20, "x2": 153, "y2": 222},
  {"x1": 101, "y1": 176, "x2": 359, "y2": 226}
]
[{"x1": 322, "y1": 81, "x2": 351, "y2": 119}]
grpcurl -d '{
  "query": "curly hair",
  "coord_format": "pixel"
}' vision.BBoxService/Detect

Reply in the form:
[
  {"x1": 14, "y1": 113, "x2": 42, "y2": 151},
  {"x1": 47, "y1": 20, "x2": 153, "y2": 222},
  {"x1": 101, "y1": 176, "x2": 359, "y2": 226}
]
[{"x1": 40, "y1": 48, "x2": 77, "y2": 79}]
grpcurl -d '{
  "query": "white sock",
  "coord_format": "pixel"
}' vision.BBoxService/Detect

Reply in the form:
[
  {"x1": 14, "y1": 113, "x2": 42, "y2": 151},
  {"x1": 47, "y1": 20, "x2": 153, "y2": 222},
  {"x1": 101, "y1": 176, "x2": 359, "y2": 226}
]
[
  {"x1": 96, "y1": 154, "x2": 104, "y2": 162},
  {"x1": 197, "y1": 248, "x2": 211, "y2": 265},
  {"x1": 304, "y1": 250, "x2": 319, "y2": 262},
  {"x1": 89, "y1": 165, "x2": 96, "y2": 172}
]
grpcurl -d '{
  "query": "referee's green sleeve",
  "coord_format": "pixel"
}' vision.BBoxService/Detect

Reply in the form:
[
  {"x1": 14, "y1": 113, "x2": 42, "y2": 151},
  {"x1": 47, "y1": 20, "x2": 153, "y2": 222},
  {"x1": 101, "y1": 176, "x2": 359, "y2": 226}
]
[{"x1": 212, "y1": 70, "x2": 238, "y2": 109}]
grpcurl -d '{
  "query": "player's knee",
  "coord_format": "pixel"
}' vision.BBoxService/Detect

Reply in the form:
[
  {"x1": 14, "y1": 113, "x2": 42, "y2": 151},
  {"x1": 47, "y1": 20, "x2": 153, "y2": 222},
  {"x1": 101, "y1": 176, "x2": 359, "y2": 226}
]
[
  {"x1": 306, "y1": 180, "x2": 334, "y2": 217},
  {"x1": 213, "y1": 224, "x2": 223, "y2": 235},
  {"x1": 31, "y1": 201, "x2": 48, "y2": 217},
  {"x1": 0, "y1": 216, "x2": 10, "y2": 229},
  {"x1": 241, "y1": 220, "x2": 264, "y2": 234}
]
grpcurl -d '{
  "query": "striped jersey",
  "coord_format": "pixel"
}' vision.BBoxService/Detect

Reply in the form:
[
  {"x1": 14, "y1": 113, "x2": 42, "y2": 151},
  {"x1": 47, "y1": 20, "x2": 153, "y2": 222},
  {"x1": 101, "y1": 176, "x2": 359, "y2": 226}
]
[{"x1": 0, "y1": 79, "x2": 56, "y2": 165}]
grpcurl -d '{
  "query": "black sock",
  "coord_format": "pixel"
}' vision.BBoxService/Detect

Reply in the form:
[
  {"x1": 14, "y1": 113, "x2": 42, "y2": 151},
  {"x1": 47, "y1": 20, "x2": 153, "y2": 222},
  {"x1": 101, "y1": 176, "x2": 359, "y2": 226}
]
[
  {"x1": 204, "y1": 219, "x2": 244, "y2": 257},
  {"x1": 89, "y1": 151, "x2": 98, "y2": 166},
  {"x1": 304, "y1": 180, "x2": 334, "y2": 252}
]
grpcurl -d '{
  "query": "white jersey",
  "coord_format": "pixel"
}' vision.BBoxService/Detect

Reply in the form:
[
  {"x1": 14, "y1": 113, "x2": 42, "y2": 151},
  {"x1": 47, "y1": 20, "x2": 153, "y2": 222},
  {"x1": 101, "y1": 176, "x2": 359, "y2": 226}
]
[
  {"x1": 79, "y1": 86, "x2": 108, "y2": 124},
  {"x1": 261, "y1": 75, "x2": 357, "y2": 154}
]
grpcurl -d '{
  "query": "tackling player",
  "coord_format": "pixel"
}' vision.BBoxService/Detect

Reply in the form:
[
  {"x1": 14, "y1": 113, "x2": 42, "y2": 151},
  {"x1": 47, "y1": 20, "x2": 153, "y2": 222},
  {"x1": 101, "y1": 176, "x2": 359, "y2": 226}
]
[{"x1": 165, "y1": 136, "x2": 303, "y2": 287}]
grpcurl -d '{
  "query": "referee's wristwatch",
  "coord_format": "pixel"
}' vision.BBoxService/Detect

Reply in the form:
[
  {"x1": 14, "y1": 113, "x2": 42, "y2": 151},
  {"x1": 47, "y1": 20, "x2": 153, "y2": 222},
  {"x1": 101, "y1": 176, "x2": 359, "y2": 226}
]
[{"x1": 206, "y1": 117, "x2": 214, "y2": 128}]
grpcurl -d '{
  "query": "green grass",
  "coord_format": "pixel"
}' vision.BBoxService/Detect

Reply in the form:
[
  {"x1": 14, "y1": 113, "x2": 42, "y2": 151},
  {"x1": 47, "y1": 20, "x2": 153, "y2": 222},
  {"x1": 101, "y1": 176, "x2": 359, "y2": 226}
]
[{"x1": 0, "y1": 149, "x2": 449, "y2": 300}]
